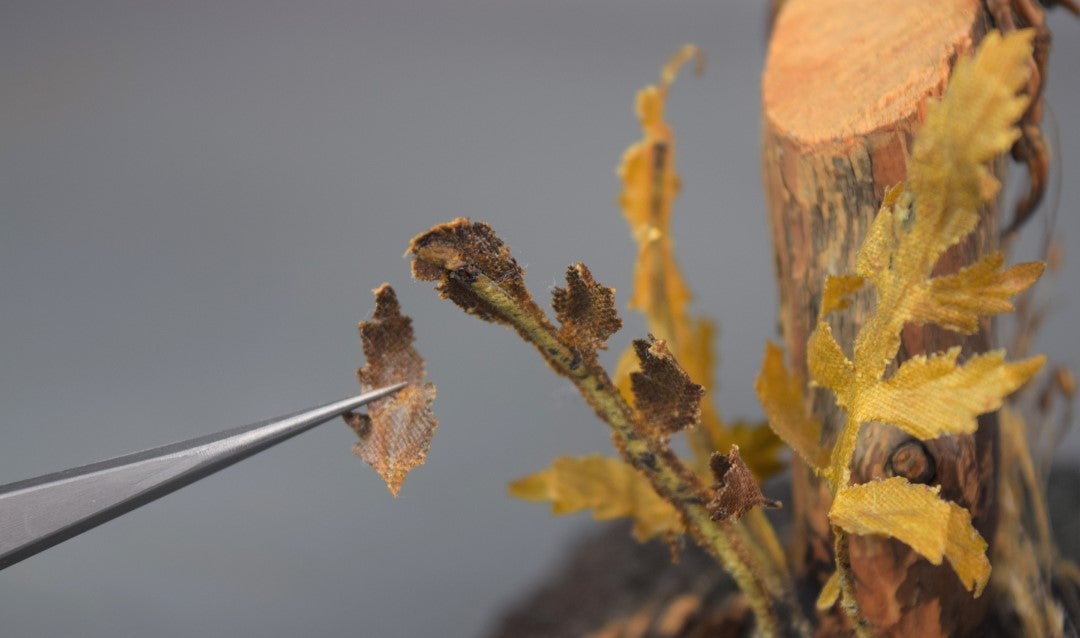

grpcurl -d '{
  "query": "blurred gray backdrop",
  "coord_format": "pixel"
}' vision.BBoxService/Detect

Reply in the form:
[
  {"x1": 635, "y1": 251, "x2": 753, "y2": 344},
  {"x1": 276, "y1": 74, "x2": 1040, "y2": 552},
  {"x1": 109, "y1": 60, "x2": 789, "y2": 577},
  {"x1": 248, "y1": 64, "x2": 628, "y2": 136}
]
[{"x1": 2, "y1": 2, "x2": 1078, "y2": 636}]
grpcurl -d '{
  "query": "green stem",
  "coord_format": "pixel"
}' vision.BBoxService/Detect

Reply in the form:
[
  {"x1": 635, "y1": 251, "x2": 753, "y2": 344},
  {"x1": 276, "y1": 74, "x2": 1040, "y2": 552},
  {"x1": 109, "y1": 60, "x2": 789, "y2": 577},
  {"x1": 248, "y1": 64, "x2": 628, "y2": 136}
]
[{"x1": 466, "y1": 271, "x2": 807, "y2": 637}]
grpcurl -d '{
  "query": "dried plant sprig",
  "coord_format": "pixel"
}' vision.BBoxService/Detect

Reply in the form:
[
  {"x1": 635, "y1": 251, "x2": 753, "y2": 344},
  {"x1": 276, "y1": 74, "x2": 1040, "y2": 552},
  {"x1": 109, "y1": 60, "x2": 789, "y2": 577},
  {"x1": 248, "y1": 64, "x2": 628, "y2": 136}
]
[
  {"x1": 614, "y1": 44, "x2": 783, "y2": 479},
  {"x1": 758, "y1": 30, "x2": 1045, "y2": 633},
  {"x1": 408, "y1": 218, "x2": 806, "y2": 637}
]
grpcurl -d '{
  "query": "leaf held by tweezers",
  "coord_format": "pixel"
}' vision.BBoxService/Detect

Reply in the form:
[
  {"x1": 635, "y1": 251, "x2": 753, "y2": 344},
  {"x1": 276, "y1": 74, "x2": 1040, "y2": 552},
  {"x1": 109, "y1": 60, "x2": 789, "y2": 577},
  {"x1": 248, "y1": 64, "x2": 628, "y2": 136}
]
[{"x1": 347, "y1": 284, "x2": 437, "y2": 496}]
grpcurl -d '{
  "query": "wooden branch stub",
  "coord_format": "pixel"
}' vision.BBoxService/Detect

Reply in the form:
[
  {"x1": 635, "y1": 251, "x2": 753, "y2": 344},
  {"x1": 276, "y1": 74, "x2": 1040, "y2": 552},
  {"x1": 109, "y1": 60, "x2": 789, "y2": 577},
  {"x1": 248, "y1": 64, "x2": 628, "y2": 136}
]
[{"x1": 762, "y1": 0, "x2": 1001, "y2": 635}]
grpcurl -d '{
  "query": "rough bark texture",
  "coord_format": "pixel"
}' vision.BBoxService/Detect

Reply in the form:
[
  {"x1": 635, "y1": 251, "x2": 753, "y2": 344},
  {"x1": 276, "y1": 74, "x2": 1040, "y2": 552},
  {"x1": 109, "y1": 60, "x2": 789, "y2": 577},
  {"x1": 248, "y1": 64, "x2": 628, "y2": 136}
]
[{"x1": 761, "y1": 0, "x2": 1001, "y2": 634}]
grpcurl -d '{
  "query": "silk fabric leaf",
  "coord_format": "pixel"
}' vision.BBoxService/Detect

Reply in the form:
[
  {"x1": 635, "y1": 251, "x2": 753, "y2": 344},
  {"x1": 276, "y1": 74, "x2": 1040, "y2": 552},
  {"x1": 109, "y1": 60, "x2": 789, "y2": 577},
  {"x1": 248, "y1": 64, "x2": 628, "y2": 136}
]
[
  {"x1": 756, "y1": 342, "x2": 829, "y2": 471},
  {"x1": 831, "y1": 478, "x2": 990, "y2": 596},
  {"x1": 508, "y1": 455, "x2": 682, "y2": 541},
  {"x1": 349, "y1": 284, "x2": 438, "y2": 496},
  {"x1": 860, "y1": 348, "x2": 1045, "y2": 440}
]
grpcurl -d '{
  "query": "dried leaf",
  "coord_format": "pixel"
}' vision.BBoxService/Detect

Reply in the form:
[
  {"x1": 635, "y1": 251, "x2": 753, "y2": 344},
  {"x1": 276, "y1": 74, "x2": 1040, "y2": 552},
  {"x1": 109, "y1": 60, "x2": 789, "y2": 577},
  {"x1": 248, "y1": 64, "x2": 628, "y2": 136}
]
[
  {"x1": 830, "y1": 478, "x2": 990, "y2": 596},
  {"x1": 508, "y1": 455, "x2": 682, "y2": 541},
  {"x1": 861, "y1": 348, "x2": 1045, "y2": 440},
  {"x1": 630, "y1": 337, "x2": 704, "y2": 436},
  {"x1": 910, "y1": 254, "x2": 1045, "y2": 334},
  {"x1": 349, "y1": 284, "x2": 438, "y2": 496},
  {"x1": 706, "y1": 446, "x2": 781, "y2": 522},
  {"x1": 408, "y1": 218, "x2": 537, "y2": 325},
  {"x1": 756, "y1": 342, "x2": 829, "y2": 471},
  {"x1": 553, "y1": 262, "x2": 622, "y2": 355}
]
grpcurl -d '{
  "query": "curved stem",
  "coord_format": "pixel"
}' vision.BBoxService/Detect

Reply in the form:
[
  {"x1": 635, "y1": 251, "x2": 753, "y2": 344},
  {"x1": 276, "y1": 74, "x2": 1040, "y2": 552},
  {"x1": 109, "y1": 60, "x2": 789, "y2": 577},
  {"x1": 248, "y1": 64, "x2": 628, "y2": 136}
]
[
  {"x1": 834, "y1": 528, "x2": 873, "y2": 638},
  {"x1": 465, "y1": 271, "x2": 807, "y2": 637}
]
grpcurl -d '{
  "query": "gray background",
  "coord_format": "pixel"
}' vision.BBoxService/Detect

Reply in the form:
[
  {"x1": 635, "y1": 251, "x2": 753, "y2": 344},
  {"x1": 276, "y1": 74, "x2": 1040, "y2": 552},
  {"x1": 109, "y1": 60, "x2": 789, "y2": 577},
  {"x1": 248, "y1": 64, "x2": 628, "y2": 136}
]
[{"x1": 2, "y1": 2, "x2": 1078, "y2": 637}]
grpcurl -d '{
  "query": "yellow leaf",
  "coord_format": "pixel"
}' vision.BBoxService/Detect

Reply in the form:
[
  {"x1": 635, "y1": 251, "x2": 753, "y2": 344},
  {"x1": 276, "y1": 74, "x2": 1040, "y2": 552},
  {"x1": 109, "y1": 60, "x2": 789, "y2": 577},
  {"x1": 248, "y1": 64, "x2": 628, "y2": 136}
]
[
  {"x1": 854, "y1": 184, "x2": 907, "y2": 287},
  {"x1": 617, "y1": 44, "x2": 700, "y2": 329},
  {"x1": 807, "y1": 323, "x2": 854, "y2": 404},
  {"x1": 945, "y1": 502, "x2": 992, "y2": 597},
  {"x1": 832, "y1": 479, "x2": 950, "y2": 563},
  {"x1": 830, "y1": 477, "x2": 990, "y2": 596},
  {"x1": 905, "y1": 30, "x2": 1034, "y2": 278},
  {"x1": 817, "y1": 571, "x2": 840, "y2": 610},
  {"x1": 614, "y1": 44, "x2": 781, "y2": 478},
  {"x1": 508, "y1": 455, "x2": 682, "y2": 542},
  {"x1": 910, "y1": 254, "x2": 1044, "y2": 334},
  {"x1": 859, "y1": 348, "x2": 1044, "y2": 440},
  {"x1": 801, "y1": 30, "x2": 1037, "y2": 607},
  {"x1": 820, "y1": 274, "x2": 865, "y2": 317},
  {"x1": 756, "y1": 342, "x2": 829, "y2": 471}
]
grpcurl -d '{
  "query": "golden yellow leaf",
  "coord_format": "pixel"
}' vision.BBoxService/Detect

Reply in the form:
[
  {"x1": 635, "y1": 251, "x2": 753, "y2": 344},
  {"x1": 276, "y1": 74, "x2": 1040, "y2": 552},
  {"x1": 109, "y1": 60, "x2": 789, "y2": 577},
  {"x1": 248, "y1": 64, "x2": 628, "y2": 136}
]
[
  {"x1": 944, "y1": 502, "x2": 992, "y2": 597},
  {"x1": 860, "y1": 348, "x2": 1044, "y2": 440},
  {"x1": 910, "y1": 254, "x2": 1044, "y2": 334},
  {"x1": 617, "y1": 44, "x2": 699, "y2": 330},
  {"x1": 795, "y1": 32, "x2": 1042, "y2": 608},
  {"x1": 820, "y1": 274, "x2": 865, "y2": 317},
  {"x1": 614, "y1": 43, "x2": 780, "y2": 478},
  {"x1": 755, "y1": 342, "x2": 829, "y2": 471},
  {"x1": 831, "y1": 478, "x2": 950, "y2": 561},
  {"x1": 807, "y1": 323, "x2": 854, "y2": 404},
  {"x1": 905, "y1": 29, "x2": 1034, "y2": 279},
  {"x1": 830, "y1": 477, "x2": 990, "y2": 596},
  {"x1": 817, "y1": 571, "x2": 840, "y2": 611},
  {"x1": 508, "y1": 455, "x2": 682, "y2": 541},
  {"x1": 854, "y1": 184, "x2": 907, "y2": 288},
  {"x1": 807, "y1": 31, "x2": 1040, "y2": 493}
]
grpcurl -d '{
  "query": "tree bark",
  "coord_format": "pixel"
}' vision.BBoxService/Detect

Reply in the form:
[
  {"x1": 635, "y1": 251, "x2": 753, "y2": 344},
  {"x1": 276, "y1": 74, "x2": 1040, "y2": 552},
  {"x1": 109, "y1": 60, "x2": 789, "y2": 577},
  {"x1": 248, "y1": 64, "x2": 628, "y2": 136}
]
[{"x1": 761, "y1": 0, "x2": 1002, "y2": 635}]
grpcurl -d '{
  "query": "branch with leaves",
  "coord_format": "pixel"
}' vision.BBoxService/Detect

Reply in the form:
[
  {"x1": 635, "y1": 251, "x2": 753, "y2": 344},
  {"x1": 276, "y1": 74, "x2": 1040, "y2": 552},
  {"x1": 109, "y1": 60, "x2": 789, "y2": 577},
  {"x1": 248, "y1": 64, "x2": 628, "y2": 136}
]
[
  {"x1": 407, "y1": 219, "x2": 806, "y2": 636},
  {"x1": 757, "y1": 30, "x2": 1045, "y2": 634}
]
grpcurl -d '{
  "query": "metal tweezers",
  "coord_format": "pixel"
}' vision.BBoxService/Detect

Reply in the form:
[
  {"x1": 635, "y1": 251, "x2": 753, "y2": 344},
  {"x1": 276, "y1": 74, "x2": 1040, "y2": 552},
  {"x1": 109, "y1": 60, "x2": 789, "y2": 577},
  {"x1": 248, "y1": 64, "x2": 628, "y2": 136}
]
[{"x1": 0, "y1": 383, "x2": 406, "y2": 570}]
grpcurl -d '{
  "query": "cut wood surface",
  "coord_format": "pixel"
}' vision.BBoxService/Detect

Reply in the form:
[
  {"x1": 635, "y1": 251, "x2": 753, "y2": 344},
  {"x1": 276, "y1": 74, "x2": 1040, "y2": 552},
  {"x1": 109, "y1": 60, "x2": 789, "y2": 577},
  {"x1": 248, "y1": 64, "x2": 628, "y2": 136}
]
[{"x1": 762, "y1": 0, "x2": 1001, "y2": 635}]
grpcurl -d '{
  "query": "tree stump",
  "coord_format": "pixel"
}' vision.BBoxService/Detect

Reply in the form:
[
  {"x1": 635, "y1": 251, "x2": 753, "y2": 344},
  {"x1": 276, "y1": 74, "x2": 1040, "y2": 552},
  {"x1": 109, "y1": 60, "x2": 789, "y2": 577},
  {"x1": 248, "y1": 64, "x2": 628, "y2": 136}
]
[{"x1": 762, "y1": 0, "x2": 1002, "y2": 634}]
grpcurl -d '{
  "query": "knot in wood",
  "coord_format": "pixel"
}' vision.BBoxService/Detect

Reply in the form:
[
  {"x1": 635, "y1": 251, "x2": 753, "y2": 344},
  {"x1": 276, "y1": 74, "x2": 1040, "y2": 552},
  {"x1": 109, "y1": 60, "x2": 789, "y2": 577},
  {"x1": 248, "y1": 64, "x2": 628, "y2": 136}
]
[{"x1": 886, "y1": 439, "x2": 936, "y2": 484}]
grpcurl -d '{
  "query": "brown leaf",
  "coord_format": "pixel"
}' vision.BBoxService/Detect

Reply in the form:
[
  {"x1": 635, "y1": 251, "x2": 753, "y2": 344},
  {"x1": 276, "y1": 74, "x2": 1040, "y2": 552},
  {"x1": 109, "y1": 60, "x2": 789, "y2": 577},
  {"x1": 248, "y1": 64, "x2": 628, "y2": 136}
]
[
  {"x1": 706, "y1": 446, "x2": 781, "y2": 522},
  {"x1": 407, "y1": 218, "x2": 536, "y2": 324},
  {"x1": 552, "y1": 262, "x2": 622, "y2": 355},
  {"x1": 630, "y1": 336, "x2": 704, "y2": 435},
  {"x1": 347, "y1": 284, "x2": 437, "y2": 496}
]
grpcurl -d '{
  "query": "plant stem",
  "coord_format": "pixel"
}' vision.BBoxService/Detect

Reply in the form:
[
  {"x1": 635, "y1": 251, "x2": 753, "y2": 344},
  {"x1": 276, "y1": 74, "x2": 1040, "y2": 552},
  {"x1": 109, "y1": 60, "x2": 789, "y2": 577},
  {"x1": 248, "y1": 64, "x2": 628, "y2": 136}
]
[
  {"x1": 834, "y1": 528, "x2": 873, "y2": 638},
  {"x1": 465, "y1": 270, "x2": 807, "y2": 637}
]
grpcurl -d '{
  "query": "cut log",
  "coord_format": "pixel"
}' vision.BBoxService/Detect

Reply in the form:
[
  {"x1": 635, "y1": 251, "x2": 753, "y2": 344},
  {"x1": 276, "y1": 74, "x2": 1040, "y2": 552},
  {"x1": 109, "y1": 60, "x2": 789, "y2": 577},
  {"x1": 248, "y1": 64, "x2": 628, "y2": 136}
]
[{"x1": 761, "y1": 0, "x2": 1002, "y2": 635}]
